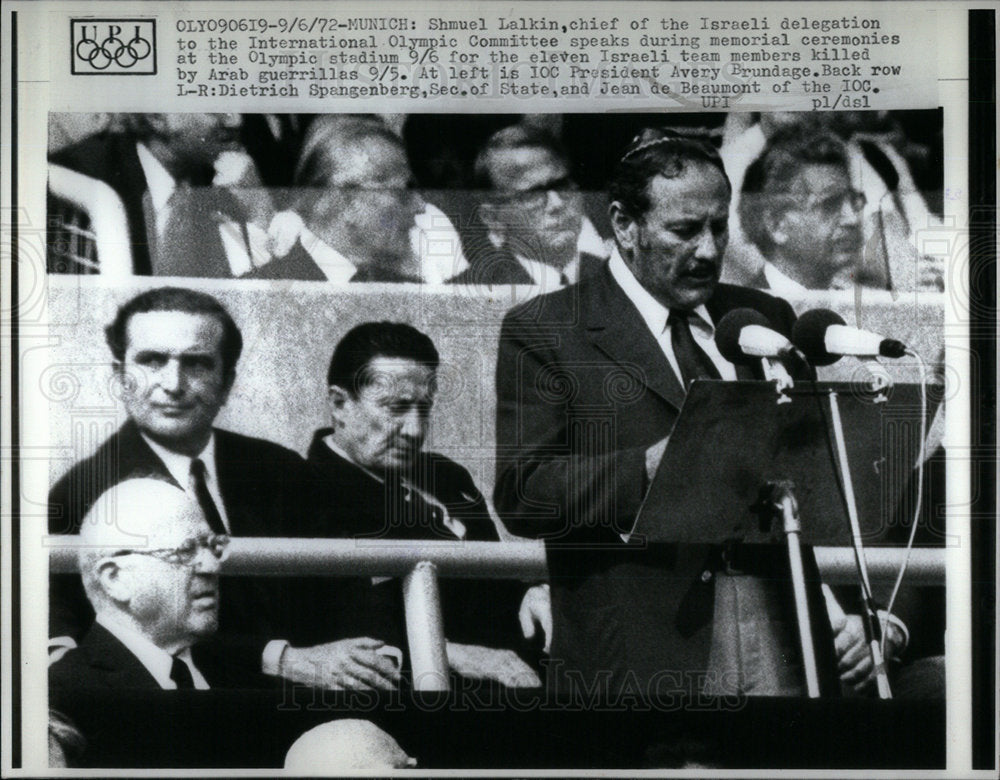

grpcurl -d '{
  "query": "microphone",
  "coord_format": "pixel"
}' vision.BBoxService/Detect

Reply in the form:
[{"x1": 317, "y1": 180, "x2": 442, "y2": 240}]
[
  {"x1": 715, "y1": 308, "x2": 799, "y2": 364},
  {"x1": 716, "y1": 309, "x2": 802, "y2": 393},
  {"x1": 792, "y1": 309, "x2": 907, "y2": 366}
]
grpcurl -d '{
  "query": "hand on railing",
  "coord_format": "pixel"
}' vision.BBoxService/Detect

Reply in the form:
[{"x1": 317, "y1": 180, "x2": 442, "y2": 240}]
[
  {"x1": 445, "y1": 642, "x2": 541, "y2": 689},
  {"x1": 279, "y1": 637, "x2": 401, "y2": 691},
  {"x1": 518, "y1": 584, "x2": 552, "y2": 654}
]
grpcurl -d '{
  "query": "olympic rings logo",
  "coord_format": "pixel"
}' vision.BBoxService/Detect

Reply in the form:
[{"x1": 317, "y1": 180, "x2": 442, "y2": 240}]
[{"x1": 72, "y1": 21, "x2": 156, "y2": 73}]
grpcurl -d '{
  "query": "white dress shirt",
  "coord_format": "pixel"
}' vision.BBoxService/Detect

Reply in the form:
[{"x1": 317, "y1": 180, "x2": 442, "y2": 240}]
[
  {"x1": 607, "y1": 248, "x2": 737, "y2": 384},
  {"x1": 141, "y1": 432, "x2": 232, "y2": 533},
  {"x1": 296, "y1": 225, "x2": 360, "y2": 284},
  {"x1": 762, "y1": 261, "x2": 809, "y2": 297},
  {"x1": 96, "y1": 613, "x2": 210, "y2": 689}
]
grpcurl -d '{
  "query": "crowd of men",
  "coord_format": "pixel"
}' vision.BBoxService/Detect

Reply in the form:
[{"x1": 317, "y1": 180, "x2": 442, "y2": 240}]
[
  {"x1": 46, "y1": 120, "x2": 944, "y2": 768},
  {"x1": 47, "y1": 111, "x2": 943, "y2": 291}
]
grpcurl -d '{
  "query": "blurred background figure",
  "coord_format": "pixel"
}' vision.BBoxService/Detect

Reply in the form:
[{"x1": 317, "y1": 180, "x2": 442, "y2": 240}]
[
  {"x1": 451, "y1": 123, "x2": 607, "y2": 288},
  {"x1": 258, "y1": 115, "x2": 468, "y2": 283},
  {"x1": 721, "y1": 111, "x2": 944, "y2": 291},
  {"x1": 48, "y1": 113, "x2": 273, "y2": 277},
  {"x1": 738, "y1": 130, "x2": 868, "y2": 293}
]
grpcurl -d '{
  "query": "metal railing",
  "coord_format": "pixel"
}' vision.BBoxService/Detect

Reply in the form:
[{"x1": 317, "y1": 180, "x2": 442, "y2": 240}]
[{"x1": 48, "y1": 538, "x2": 945, "y2": 691}]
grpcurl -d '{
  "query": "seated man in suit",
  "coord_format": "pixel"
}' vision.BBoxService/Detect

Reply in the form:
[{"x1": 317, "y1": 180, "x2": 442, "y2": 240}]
[
  {"x1": 493, "y1": 127, "x2": 890, "y2": 700},
  {"x1": 307, "y1": 321, "x2": 546, "y2": 687},
  {"x1": 49, "y1": 287, "x2": 400, "y2": 693},
  {"x1": 450, "y1": 124, "x2": 606, "y2": 288},
  {"x1": 48, "y1": 112, "x2": 273, "y2": 277},
  {"x1": 253, "y1": 116, "x2": 428, "y2": 283},
  {"x1": 738, "y1": 130, "x2": 870, "y2": 293},
  {"x1": 49, "y1": 478, "x2": 251, "y2": 691}
]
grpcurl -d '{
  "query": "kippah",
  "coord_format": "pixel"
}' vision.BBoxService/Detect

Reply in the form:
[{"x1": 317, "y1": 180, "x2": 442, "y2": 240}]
[{"x1": 619, "y1": 127, "x2": 722, "y2": 165}]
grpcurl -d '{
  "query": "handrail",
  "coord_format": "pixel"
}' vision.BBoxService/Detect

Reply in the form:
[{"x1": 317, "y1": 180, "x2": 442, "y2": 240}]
[{"x1": 47, "y1": 537, "x2": 945, "y2": 585}]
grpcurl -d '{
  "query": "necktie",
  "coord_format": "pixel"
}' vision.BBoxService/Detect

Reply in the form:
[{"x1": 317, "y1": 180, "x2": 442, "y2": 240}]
[
  {"x1": 668, "y1": 310, "x2": 722, "y2": 388},
  {"x1": 189, "y1": 458, "x2": 227, "y2": 535},
  {"x1": 559, "y1": 271, "x2": 571, "y2": 287},
  {"x1": 170, "y1": 655, "x2": 195, "y2": 690}
]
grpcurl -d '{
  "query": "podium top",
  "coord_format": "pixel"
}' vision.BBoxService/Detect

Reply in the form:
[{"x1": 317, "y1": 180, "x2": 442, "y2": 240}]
[{"x1": 633, "y1": 381, "x2": 937, "y2": 546}]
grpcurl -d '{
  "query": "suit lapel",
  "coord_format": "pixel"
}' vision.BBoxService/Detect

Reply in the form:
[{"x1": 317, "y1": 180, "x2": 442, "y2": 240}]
[
  {"x1": 81, "y1": 623, "x2": 162, "y2": 689},
  {"x1": 583, "y1": 268, "x2": 686, "y2": 412},
  {"x1": 116, "y1": 421, "x2": 182, "y2": 488}
]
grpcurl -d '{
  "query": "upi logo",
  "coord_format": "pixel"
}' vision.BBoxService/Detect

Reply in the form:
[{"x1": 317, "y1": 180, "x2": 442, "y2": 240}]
[{"x1": 71, "y1": 19, "x2": 157, "y2": 75}]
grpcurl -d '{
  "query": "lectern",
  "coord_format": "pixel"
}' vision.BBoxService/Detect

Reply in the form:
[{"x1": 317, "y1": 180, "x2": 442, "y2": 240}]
[{"x1": 634, "y1": 379, "x2": 935, "y2": 697}]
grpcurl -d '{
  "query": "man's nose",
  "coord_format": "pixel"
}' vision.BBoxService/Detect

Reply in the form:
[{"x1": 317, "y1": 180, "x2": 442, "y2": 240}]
[
  {"x1": 399, "y1": 408, "x2": 427, "y2": 441},
  {"x1": 839, "y1": 196, "x2": 862, "y2": 226},
  {"x1": 156, "y1": 359, "x2": 185, "y2": 394},
  {"x1": 693, "y1": 224, "x2": 721, "y2": 261},
  {"x1": 192, "y1": 546, "x2": 222, "y2": 574}
]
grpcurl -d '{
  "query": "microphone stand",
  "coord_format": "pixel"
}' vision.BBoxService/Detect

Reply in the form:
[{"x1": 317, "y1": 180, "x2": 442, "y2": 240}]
[{"x1": 827, "y1": 390, "x2": 893, "y2": 699}]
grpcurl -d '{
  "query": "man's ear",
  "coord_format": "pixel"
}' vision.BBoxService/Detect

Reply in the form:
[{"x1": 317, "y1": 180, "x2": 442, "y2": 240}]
[
  {"x1": 96, "y1": 558, "x2": 131, "y2": 604},
  {"x1": 327, "y1": 385, "x2": 350, "y2": 428},
  {"x1": 609, "y1": 201, "x2": 638, "y2": 254},
  {"x1": 764, "y1": 208, "x2": 789, "y2": 247}
]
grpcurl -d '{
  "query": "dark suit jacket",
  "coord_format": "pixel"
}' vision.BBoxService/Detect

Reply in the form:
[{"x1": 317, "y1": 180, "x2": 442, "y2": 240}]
[
  {"x1": 49, "y1": 623, "x2": 271, "y2": 693},
  {"x1": 49, "y1": 421, "x2": 323, "y2": 660},
  {"x1": 49, "y1": 132, "x2": 251, "y2": 278},
  {"x1": 493, "y1": 265, "x2": 836, "y2": 695},
  {"x1": 306, "y1": 431, "x2": 527, "y2": 654},
  {"x1": 449, "y1": 227, "x2": 605, "y2": 286}
]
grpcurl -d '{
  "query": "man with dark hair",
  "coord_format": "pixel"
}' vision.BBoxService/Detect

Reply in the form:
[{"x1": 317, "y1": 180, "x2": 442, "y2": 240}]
[
  {"x1": 449, "y1": 124, "x2": 605, "y2": 287},
  {"x1": 494, "y1": 128, "x2": 850, "y2": 698},
  {"x1": 738, "y1": 130, "x2": 869, "y2": 292},
  {"x1": 49, "y1": 287, "x2": 401, "y2": 693},
  {"x1": 48, "y1": 112, "x2": 271, "y2": 277},
  {"x1": 307, "y1": 321, "x2": 545, "y2": 687}
]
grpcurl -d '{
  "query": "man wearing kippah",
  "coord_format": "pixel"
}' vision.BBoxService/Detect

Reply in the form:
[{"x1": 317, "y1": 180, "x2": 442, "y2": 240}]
[{"x1": 493, "y1": 128, "x2": 880, "y2": 703}]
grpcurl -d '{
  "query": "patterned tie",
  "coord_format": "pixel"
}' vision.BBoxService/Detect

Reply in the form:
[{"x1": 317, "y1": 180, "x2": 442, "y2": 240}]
[
  {"x1": 189, "y1": 458, "x2": 227, "y2": 535},
  {"x1": 170, "y1": 655, "x2": 195, "y2": 690},
  {"x1": 668, "y1": 309, "x2": 722, "y2": 388}
]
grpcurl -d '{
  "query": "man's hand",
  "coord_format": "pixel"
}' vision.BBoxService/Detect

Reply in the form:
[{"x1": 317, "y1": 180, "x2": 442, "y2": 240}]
[
  {"x1": 518, "y1": 584, "x2": 552, "y2": 654},
  {"x1": 279, "y1": 638, "x2": 401, "y2": 691},
  {"x1": 823, "y1": 584, "x2": 875, "y2": 693},
  {"x1": 445, "y1": 642, "x2": 541, "y2": 688},
  {"x1": 645, "y1": 437, "x2": 669, "y2": 482}
]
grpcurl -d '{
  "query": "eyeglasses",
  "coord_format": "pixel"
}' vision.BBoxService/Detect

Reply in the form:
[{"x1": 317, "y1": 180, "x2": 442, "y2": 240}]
[
  {"x1": 496, "y1": 175, "x2": 579, "y2": 210},
  {"x1": 785, "y1": 189, "x2": 867, "y2": 220},
  {"x1": 113, "y1": 533, "x2": 231, "y2": 567}
]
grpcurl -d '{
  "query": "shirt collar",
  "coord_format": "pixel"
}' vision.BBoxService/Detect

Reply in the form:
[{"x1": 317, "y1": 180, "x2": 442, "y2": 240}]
[
  {"x1": 141, "y1": 432, "x2": 217, "y2": 490},
  {"x1": 96, "y1": 612, "x2": 182, "y2": 689},
  {"x1": 298, "y1": 225, "x2": 359, "y2": 284},
  {"x1": 762, "y1": 261, "x2": 809, "y2": 297},
  {"x1": 135, "y1": 142, "x2": 176, "y2": 215},
  {"x1": 608, "y1": 247, "x2": 716, "y2": 338}
]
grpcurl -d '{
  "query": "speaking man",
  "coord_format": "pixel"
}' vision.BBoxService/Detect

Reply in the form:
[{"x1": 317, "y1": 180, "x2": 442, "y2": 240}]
[
  {"x1": 49, "y1": 287, "x2": 400, "y2": 692},
  {"x1": 493, "y1": 128, "x2": 845, "y2": 699}
]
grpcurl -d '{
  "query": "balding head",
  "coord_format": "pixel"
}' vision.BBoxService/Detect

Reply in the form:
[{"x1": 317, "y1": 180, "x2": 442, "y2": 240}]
[
  {"x1": 78, "y1": 478, "x2": 223, "y2": 653},
  {"x1": 294, "y1": 116, "x2": 424, "y2": 274}
]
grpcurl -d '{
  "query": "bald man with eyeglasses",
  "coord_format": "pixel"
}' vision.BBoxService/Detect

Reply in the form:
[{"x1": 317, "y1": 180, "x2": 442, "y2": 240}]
[{"x1": 49, "y1": 478, "x2": 258, "y2": 691}]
